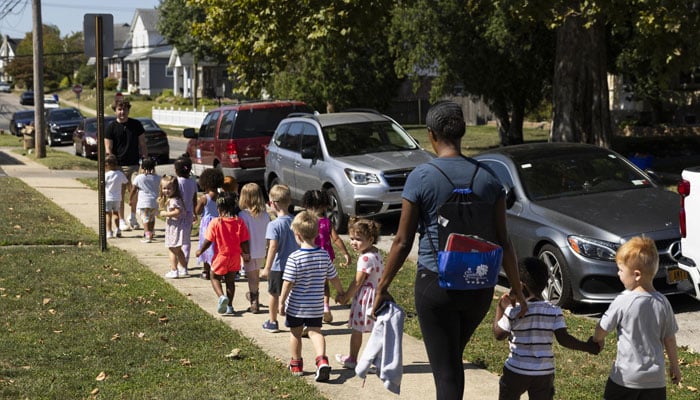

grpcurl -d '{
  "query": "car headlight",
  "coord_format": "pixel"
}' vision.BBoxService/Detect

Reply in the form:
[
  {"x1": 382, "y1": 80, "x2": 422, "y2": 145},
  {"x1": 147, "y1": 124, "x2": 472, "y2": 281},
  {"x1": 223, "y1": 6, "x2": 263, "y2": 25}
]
[
  {"x1": 85, "y1": 137, "x2": 97, "y2": 145},
  {"x1": 344, "y1": 168, "x2": 380, "y2": 185},
  {"x1": 567, "y1": 235, "x2": 619, "y2": 262}
]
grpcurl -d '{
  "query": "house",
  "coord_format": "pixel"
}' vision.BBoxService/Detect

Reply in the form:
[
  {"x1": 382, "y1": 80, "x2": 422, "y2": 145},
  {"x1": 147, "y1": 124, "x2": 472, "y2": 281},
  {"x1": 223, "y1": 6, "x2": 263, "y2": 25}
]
[
  {"x1": 122, "y1": 8, "x2": 172, "y2": 96},
  {"x1": 167, "y1": 47, "x2": 234, "y2": 100},
  {"x1": 0, "y1": 34, "x2": 23, "y2": 83},
  {"x1": 107, "y1": 23, "x2": 132, "y2": 91}
]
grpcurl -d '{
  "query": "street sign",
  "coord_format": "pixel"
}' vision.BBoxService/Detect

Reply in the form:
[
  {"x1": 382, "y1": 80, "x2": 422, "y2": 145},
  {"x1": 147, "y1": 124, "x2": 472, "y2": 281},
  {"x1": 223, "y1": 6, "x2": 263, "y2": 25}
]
[{"x1": 73, "y1": 84, "x2": 83, "y2": 95}]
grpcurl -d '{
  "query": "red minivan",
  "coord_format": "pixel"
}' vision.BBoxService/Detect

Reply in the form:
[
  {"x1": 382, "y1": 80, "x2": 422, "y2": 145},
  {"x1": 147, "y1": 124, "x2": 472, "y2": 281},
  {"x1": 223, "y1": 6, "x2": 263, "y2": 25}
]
[{"x1": 183, "y1": 101, "x2": 312, "y2": 183}]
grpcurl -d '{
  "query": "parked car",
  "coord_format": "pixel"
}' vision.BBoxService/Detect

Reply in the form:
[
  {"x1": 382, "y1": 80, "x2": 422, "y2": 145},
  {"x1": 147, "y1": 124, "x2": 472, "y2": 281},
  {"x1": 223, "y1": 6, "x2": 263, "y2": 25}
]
[
  {"x1": 43, "y1": 95, "x2": 59, "y2": 109},
  {"x1": 183, "y1": 101, "x2": 313, "y2": 182},
  {"x1": 72, "y1": 116, "x2": 117, "y2": 159},
  {"x1": 473, "y1": 142, "x2": 689, "y2": 309},
  {"x1": 45, "y1": 107, "x2": 83, "y2": 146},
  {"x1": 19, "y1": 90, "x2": 33, "y2": 105},
  {"x1": 0, "y1": 82, "x2": 11, "y2": 92},
  {"x1": 678, "y1": 167, "x2": 700, "y2": 301},
  {"x1": 136, "y1": 117, "x2": 170, "y2": 165},
  {"x1": 9, "y1": 110, "x2": 35, "y2": 136},
  {"x1": 264, "y1": 111, "x2": 435, "y2": 233}
]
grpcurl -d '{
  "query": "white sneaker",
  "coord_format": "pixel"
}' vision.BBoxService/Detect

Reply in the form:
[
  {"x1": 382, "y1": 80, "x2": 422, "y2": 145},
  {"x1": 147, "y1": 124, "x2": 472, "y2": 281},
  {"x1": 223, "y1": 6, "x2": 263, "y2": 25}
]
[
  {"x1": 106, "y1": 231, "x2": 114, "y2": 239},
  {"x1": 177, "y1": 268, "x2": 188, "y2": 277},
  {"x1": 164, "y1": 270, "x2": 179, "y2": 279},
  {"x1": 129, "y1": 215, "x2": 141, "y2": 230},
  {"x1": 119, "y1": 219, "x2": 131, "y2": 232}
]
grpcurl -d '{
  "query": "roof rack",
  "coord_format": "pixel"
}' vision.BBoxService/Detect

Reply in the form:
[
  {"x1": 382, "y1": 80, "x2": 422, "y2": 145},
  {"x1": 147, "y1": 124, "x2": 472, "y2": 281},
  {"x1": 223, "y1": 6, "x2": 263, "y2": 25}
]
[
  {"x1": 286, "y1": 112, "x2": 319, "y2": 121},
  {"x1": 340, "y1": 108, "x2": 383, "y2": 115}
]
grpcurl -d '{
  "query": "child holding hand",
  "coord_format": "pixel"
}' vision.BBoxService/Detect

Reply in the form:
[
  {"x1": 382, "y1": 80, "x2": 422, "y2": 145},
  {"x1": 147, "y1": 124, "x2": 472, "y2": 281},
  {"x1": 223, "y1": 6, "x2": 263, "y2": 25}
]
[
  {"x1": 335, "y1": 217, "x2": 383, "y2": 369},
  {"x1": 195, "y1": 168, "x2": 224, "y2": 280},
  {"x1": 104, "y1": 155, "x2": 128, "y2": 239},
  {"x1": 196, "y1": 191, "x2": 250, "y2": 315},
  {"x1": 592, "y1": 236, "x2": 681, "y2": 399},
  {"x1": 159, "y1": 175, "x2": 188, "y2": 278},
  {"x1": 132, "y1": 158, "x2": 161, "y2": 242}
]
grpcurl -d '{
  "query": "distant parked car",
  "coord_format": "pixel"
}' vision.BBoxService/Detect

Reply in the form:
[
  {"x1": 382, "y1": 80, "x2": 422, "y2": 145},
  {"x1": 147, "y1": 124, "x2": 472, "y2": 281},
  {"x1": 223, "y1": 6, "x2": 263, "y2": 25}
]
[
  {"x1": 0, "y1": 82, "x2": 11, "y2": 92},
  {"x1": 19, "y1": 90, "x2": 33, "y2": 105},
  {"x1": 45, "y1": 107, "x2": 83, "y2": 146},
  {"x1": 136, "y1": 117, "x2": 170, "y2": 165},
  {"x1": 264, "y1": 111, "x2": 435, "y2": 233},
  {"x1": 43, "y1": 95, "x2": 59, "y2": 109},
  {"x1": 10, "y1": 110, "x2": 35, "y2": 136},
  {"x1": 473, "y1": 142, "x2": 688, "y2": 309},
  {"x1": 73, "y1": 116, "x2": 116, "y2": 159}
]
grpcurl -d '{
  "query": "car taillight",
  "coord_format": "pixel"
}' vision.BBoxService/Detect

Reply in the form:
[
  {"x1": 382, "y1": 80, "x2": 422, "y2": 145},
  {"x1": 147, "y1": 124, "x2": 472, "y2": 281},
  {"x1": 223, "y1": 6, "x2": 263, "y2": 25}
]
[
  {"x1": 226, "y1": 142, "x2": 239, "y2": 167},
  {"x1": 678, "y1": 179, "x2": 690, "y2": 238}
]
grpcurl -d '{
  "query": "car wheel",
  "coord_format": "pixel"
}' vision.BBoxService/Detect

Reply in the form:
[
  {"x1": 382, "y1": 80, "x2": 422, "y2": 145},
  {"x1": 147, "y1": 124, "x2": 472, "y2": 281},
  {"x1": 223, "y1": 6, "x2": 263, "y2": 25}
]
[
  {"x1": 538, "y1": 244, "x2": 574, "y2": 309},
  {"x1": 81, "y1": 143, "x2": 88, "y2": 158},
  {"x1": 326, "y1": 187, "x2": 348, "y2": 234}
]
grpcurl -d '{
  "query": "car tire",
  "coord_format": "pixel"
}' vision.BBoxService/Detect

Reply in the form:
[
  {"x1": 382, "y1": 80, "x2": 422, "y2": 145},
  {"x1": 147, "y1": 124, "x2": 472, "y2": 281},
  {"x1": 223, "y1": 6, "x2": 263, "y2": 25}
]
[
  {"x1": 74, "y1": 142, "x2": 81, "y2": 156},
  {"x1": 326, "y1": 187, "x2": 348, "y2": 234},
  {"x1": 538, "y1": 244, "x2": 574, "y2": 309}
]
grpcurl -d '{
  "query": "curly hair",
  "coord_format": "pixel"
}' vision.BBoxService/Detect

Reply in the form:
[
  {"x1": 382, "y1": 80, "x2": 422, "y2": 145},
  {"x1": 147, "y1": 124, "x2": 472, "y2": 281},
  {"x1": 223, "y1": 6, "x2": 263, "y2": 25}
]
[
  {"x1": 140, "y1": 158, "x2": 156, "y2": 173},
  {"x1": 348, "y1": 217, "x2": 381, "y2": 244},
  {"x1": 518, "y1": 257, "x2": 549, "y2": 296},
  {"x1": 197, "y1": 168, "x2": 224, "y2": 192},
  {"x1": 301, "y1": 189, "x2": 330, "y2": 215},
  {"x1": 174, "y1": 154, "x2": 192, "y2": 178},
  {"x1": 216, "y1": 191, "x2": 240, "y2": 217}
]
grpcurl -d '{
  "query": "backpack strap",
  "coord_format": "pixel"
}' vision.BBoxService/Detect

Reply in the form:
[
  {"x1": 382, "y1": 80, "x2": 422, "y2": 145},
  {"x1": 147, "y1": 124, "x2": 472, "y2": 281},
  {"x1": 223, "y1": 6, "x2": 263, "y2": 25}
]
[{"x1": 423, "y1": 156, "x2": 481, "y2": 261}]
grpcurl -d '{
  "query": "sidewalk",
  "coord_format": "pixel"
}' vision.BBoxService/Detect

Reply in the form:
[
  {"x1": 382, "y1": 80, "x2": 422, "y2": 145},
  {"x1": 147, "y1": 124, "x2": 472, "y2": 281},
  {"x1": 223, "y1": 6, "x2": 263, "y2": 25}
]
[{"x1": 0, "y1": 147, "x2": 504, "y2": 400}]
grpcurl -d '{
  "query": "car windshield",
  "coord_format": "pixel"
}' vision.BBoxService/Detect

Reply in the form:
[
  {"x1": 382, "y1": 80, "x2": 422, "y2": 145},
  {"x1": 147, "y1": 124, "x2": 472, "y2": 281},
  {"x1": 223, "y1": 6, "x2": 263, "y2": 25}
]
[
  {"x1": 517, "y1": 151, "x2": 653, "y2": 200},
  {"x1": 139, "y1": 119, "x2": 159, "y2": 129},
  {"x1": 50, "y1": 109, "x2": 82, "y2": 120},
  {"x1": 16, "y1": 111, "x2": 34, "y2": 119},
  {"x1": 322, "y1": 121, "x2": 418, "y2": 157}
]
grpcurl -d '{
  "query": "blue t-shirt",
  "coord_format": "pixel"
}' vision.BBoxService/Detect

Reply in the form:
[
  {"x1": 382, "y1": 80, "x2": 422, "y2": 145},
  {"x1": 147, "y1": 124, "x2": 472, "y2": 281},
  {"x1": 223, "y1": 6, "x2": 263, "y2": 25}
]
[
  {"x1": 402, "y1": 156, "x2": 505, "y2": 273},
  {"x1": 265, "y1": 214, "x2": 298, "y2": 272}
]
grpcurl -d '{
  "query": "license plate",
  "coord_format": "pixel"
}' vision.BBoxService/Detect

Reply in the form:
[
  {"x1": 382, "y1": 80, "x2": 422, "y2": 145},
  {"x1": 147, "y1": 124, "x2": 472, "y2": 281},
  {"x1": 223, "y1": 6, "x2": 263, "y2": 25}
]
[{"x1": 667, "y1": 268, "x2": 689, "y2": 284}]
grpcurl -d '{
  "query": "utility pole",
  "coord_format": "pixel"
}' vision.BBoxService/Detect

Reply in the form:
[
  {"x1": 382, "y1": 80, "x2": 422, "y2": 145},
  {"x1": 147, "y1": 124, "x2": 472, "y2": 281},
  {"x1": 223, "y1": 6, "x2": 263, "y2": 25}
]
[{"x1": 32, "y1": 0, "x2": 46, "y2": 158}]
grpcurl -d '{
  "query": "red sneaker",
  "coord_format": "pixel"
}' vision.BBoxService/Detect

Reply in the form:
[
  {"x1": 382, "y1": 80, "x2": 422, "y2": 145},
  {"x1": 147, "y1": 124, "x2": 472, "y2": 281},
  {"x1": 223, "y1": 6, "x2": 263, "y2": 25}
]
[
  {"x1": 289, "y1": 358, "x2": 303, "y2": 376},
  {"x1": 315, "y1": 355, "x2": 330, "y2": 382}
]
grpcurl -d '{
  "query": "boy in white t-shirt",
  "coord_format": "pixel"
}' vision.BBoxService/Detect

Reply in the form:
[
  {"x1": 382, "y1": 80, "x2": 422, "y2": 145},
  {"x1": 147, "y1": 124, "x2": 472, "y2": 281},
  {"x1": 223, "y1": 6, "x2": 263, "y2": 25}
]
[{"x1": 105, "y1": 155, "x2": 128, "y2": 238}]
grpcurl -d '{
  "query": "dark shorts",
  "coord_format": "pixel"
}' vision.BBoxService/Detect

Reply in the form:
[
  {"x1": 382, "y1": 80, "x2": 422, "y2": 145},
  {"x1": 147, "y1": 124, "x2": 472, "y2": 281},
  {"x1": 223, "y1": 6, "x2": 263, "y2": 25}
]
[
  {"x1": 603, "y1": 377, "x2": 666, "y2": 400},
  {"x1": 499, "y1": 366, "x2": 554, "y2": 400},
  {"x1": 285, "y1": 315, "x2": 322, "y2": 329},
  {"x1": 120, "y1": 165, "x2": 138, "y2": 182},
  {"x1": 267, "y1": 271, "x2": 282, "y2": 296}
]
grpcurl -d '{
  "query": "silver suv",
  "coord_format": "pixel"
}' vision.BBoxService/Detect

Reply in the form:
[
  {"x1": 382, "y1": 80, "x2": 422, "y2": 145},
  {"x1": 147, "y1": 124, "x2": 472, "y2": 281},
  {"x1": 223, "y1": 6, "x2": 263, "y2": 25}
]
[{"x1": 264, "y1": 111, "x2": 434, "y2": 233}]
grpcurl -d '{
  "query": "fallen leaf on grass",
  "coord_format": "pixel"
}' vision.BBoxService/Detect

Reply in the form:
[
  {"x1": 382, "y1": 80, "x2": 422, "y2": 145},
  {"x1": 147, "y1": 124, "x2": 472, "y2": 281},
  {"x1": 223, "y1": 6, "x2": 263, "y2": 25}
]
[
  {"x1": 91, "y1": 388, "x2": 99, "y2": 395},
  {"x1": 111, "y1": 333, "x2": 120, "y2": 341},
  {"x1": 179, "y1": 359, "x2": 191, "y2": 366},
  {"x1": 48, "y1": 309, "x2": 56, "y2": 315},
  {"x1": 687, "y1": 385, "x2": 698, "y2": 392},
  {"x1": 42, "y1": 298, "x2": 51, "y2": 305},
  {"x1": 13, "y1": 225, "x2": 21, "y2": 230},
  {"x1": 146, "y1": 310, "x2": 156, "y2": 315},
  {"x1": 225, "y1": 348, "x2": 242, "y2": 359},
  {"x1": 159, "y1": 315, "x2": 169, "y2": 323},
  {"x1": 53, "y1": 330, "x2": 62, "y2": 334},
  {"x1": 95, "y1": 371, "x2": 107, "y2": 381}
]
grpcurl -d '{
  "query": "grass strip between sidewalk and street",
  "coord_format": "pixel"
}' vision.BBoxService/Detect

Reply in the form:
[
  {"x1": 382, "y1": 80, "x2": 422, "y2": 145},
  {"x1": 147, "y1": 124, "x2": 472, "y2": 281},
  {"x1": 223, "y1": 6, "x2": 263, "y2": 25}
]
[{"x1": 0, "y1": 177, "x2": 325, "y2": 399}]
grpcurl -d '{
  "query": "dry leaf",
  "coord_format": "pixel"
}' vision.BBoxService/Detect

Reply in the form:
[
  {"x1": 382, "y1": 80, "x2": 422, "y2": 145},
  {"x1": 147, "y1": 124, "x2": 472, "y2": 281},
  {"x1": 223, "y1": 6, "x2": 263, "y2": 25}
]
[
  {"x1": 111, "y1": 333, "x2": 121, "y2": 341},
  {"x1": 687, "y1": 385, "x2": 698, "y2": 392},
  {"x1": 91, "y1": 388, "x2": 99, "y2": 395},
  {"x1": 53, "y1": 330, "x2": 62, "y2": 334},
  {"x1": 179, "y1": 359, "x2": 191, "y2": 366},
  {"x1": 42, "y1": 298, "x2": 51, "y2": 305},
  {"x1": 159, "y1": 315, "x2": 169, "y2": 323},
  {"x1": 13, "y1": 224, "x2": 21, "y2": 229},
  {"x1": 225, "y1": 348, "x2": 242, "y2": 359},
  {"x1": 95, "y1": 371, "x2": 107, "y2": 381},
  {"x1": 136, "y1": 332, "x2": 146, "y2": 339},
  {"x1": 48, "y1": 309, "x2": 56, "y2": 315},
  {"x1": 146, "y1": 310, "x2": 156, "y2": 315}
]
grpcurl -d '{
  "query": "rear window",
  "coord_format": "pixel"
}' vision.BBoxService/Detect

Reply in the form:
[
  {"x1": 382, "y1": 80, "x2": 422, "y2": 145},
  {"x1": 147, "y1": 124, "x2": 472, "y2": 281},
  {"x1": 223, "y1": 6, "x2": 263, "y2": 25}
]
[{"x1": 221, "y1": 105, "x2": 312, "y2": 140}]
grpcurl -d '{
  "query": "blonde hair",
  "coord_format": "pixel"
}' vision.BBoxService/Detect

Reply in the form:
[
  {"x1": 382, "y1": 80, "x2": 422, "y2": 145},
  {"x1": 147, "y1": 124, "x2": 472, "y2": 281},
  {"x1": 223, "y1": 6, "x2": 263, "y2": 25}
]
[
  {"x1": 348, "y1": 217, "x2": 381, "y2": 244},
  {"x1": 158, "y1": 175, "x2": 181, "y2": 209},
  {"x1": 291, "y1": 210, "x2": 319, "y2": 242},
  {"x1": 615, "y1": 236, "x2": 659, "y2": 278},
  {"x1": 268, "y1": 184, "x2": 292, "y2": 208},
  {"x1": 239, "y1": 183, "x2": 266, "y2": 217}
]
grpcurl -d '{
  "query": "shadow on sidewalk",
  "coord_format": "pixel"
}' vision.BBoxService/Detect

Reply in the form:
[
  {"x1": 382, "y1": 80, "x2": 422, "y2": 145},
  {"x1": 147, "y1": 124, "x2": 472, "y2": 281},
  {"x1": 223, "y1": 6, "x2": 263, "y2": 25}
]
[{"x1": 0, "y1": 150, "x2": 25, "y2": 166}]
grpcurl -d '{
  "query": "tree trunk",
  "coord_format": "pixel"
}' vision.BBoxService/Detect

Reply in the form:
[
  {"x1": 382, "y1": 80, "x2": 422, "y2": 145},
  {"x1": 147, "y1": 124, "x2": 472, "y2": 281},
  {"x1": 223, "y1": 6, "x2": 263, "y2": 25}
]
[
  {"x1": 493, "y1": 99, "x2": 524, "y2": 146},
  {"x1": 551, "y1": 14, "x2": 612, "y2": 148}
]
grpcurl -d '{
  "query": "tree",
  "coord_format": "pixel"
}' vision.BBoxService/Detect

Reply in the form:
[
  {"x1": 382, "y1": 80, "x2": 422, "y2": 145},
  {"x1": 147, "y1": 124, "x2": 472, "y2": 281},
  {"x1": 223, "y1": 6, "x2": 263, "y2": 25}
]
[
  {"x1": 189, "y1": 0, "x2": 398, "y2": 111},
  {"x1": 389, "y1": 0, "x2": 555, "y2": 145}
]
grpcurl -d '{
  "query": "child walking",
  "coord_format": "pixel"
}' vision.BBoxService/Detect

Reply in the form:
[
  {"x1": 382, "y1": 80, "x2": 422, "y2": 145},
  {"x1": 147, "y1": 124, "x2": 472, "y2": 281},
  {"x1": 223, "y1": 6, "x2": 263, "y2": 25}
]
[
  {"x1": 260, "y1": 184, "x2": 298, "y2": 333},
  {"x1": 591, "y1": 236, "x2": 681, "y2": 399},
  {"x1": 104, "y1": 155, "x2": 128, "y2": 239},
  {"x1": 195, "y1": 168, "x2": 224, "y2": 280},
  {"x1": 279, "y1": 211, "x2": 345, "y2": 382},
  {"x1": 493, "y1": 257, "x2": 600, "y2": 400},
  {"x1": 335, "y1": 217, "x2": 383, "y2": 369},
  {"x1": 132, "y1": 158, "x2": 161, "y2": 242},
  {"x1": 301, "y1": 190, "x2": 350, "y2": 323},
  {"x1": 195, "y1": 191, "x2": 250, "y2": 315},
  {"x1": 175, "y1": 155, "x2": 198, "y2": 272},
  {"x1": 238, "y1": 182, "x2": 270, "y2": 313},
  {"x1": 159, "y1": 175, "x2": 189, "y2": 278}
]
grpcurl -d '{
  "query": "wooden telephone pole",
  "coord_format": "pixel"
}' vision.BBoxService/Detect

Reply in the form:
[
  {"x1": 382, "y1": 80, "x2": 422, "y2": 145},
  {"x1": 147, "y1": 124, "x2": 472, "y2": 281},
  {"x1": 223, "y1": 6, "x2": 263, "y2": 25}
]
[{"x1": 32, "y1": 0, "x2": 46, "y2": 158}]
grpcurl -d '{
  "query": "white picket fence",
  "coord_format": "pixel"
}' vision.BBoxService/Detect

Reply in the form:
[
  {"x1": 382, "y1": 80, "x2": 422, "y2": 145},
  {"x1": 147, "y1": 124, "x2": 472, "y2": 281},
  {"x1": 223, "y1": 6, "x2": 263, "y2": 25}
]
[{"x1": 152, "y1": 106, "x2": 207, "y2": 128}]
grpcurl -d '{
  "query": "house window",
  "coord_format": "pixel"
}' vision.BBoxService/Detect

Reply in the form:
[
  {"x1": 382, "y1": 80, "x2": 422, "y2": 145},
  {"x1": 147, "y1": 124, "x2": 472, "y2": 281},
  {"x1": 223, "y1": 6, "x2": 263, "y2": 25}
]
[{"x1": 165, "y1": 66, "x2": 173, "y2": 77}]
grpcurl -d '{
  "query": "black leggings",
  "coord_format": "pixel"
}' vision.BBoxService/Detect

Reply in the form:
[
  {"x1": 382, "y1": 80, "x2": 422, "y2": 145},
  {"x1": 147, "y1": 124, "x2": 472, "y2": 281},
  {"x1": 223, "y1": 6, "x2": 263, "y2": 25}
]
[{"x1": 414, "y1": 269, "x2": 494, "y2": 400}]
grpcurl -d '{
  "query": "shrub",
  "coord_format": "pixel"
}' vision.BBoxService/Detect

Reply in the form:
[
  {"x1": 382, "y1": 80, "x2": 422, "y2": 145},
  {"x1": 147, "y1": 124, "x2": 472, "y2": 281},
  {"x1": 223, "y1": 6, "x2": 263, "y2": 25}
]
[{"x1": 104, "y1": 77, "x2": 119, "y2": 91}]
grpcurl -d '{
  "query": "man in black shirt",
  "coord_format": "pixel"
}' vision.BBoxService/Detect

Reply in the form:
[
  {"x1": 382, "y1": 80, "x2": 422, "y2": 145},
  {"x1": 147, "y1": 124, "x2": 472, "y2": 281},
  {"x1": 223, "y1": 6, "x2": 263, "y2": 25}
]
[{"x1": 104, "y1": 97, "x2": 147, "y2": 235}]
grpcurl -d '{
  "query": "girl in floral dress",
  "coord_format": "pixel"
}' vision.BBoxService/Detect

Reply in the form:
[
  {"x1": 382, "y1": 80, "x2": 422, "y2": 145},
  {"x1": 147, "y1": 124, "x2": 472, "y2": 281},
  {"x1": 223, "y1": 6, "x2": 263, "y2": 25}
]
[{"x1": 335, "y1": 217, "x2": 383, "y2": 369}]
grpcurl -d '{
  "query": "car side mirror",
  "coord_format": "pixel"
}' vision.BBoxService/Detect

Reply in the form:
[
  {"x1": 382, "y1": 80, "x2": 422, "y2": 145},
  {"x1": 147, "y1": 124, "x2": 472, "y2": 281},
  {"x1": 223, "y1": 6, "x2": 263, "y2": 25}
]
[
  {"x1": 183, "y1": 128, "x2": 196, "y2": 139},
  {"x1": 301, "y1": 146, "x2": 318, "y2": 160},
  {"x1": 505, "y1": 186, "x2": 516, "y2": 209}
]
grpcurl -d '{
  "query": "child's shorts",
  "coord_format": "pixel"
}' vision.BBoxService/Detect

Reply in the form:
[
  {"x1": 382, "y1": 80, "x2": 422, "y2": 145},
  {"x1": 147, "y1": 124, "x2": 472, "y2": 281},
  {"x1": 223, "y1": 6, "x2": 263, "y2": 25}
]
[
  {"x1": 105, "y1": 200, "x2": 120, "y2": 213},
  {"x1": 243, "y1": 257, "x2": 263, "y2": 272},
  {"x1": 212, "y1": 260, "x2": 241, "y2": 276},
  {"x1": 139, "y1": 208, "x2": 157, "y2": 224},
  {"x1": 267, "y1": 271, "x2": 282, "y2": 296},
  {"x1": 285, "y1": 315, "x2": 322, "y2": 329}
]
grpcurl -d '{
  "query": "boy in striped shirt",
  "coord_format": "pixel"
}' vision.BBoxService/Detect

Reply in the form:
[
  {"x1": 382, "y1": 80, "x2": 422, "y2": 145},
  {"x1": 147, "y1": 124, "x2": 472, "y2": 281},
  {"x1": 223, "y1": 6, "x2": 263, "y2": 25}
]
[
  {"x1": 493, "y1": 257, "x2": 600, "y2": 399},
  {"x1": 279, "y1": 211, "x2": 345, "y2": 382}
]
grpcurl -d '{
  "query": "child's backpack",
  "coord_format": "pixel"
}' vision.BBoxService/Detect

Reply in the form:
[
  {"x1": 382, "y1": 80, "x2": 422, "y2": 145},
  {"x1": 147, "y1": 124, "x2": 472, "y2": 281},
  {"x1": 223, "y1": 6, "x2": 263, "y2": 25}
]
[{"x1": 425, "y1": 157, "x2": 503, "y2": 290}]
